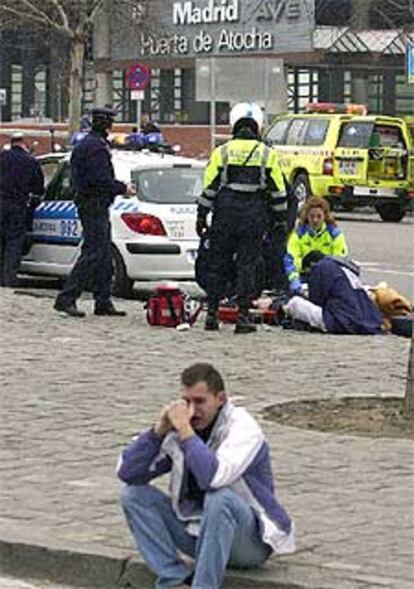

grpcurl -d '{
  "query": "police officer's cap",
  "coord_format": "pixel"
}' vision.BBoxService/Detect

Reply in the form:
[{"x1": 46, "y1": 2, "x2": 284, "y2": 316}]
[
  {"x1": 11, "y1": 131, "x2": 24, "y2": 141},
  {"x1": 91, "y1": 106, "x2": 117, "y2": 121}
]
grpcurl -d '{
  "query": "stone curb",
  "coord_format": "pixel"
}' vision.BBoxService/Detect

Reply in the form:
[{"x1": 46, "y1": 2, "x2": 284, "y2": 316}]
[{"x1": 0, "y1": 536, "x2": 396, "y2": 589}]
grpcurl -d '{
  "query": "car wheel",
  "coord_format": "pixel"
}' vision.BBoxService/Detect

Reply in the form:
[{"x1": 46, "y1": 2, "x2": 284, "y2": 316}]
[
  {"x1": 375, "y1": 203, "x2": 406, "y2": 223},
  {"x1": 291, "y1": 173, "x2": 311, "y2": 208},
  {"x1": 111, "y1": 246, "x2": 134, "y2": 299}
]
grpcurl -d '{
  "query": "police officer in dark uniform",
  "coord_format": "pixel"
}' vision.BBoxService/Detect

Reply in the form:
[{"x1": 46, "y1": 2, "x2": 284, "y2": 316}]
[
  {"x1": 196, "y1": 102, "x2": 288, "y2": 334},
  {"x1": 0, "y1": 132, "x2": 44, "y2": 287},
  {"x1": 54, "y1": 106, "x2": 136, "y2": 318}
]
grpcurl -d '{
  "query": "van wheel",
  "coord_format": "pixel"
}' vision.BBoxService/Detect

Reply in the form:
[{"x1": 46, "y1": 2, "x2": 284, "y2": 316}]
[
  {"x1": 292, "y1": 173, "x2": 311, "y2": 208},
  {"x1": 375, "y1": 203, "x2": 406, "y2": 223},
  {"x1": 111, "y1": 246, "x2": 134, "y2": 299}
]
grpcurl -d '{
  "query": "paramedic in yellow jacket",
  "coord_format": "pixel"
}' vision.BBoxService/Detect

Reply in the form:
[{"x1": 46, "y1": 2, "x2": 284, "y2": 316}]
[
  {"x1": 196, "y1": 102, "x2": 288, "y2": 334},
  {"x1": 284, "y1": 197, "x2": 348, "y2": 294}
]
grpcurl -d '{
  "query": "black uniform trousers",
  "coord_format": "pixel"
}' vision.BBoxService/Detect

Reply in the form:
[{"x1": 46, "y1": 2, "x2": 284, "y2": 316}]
[
  {"x1": 206, "y1": 192, "x2": 267, "y2": 314},
  {"x1": 0, "y1": 199, "x2": 27, "y2": 287},
  {"x1": 56, "y1": 206, "x2": 113, "y2": 307}
]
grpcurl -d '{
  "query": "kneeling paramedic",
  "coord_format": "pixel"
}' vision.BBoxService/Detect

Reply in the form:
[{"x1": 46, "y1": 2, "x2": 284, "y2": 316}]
[
  {"x1": 197, "y1": 102, "x2": 288, "y2": 334},
  {"x1": 284, "y1": 251, "x2": 383, "y2": 335},
  {"x1": 118, "y1": 362, "x2": 295, "y2": 589}
]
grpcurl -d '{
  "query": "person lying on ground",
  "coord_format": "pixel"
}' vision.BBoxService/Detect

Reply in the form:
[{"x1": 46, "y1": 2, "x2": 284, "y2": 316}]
[
  {"x1": 284, "y1": 197, "x2": 348, "y2": 295},
  {"x1": 117, "y1": 362, "x2": 295, "y2": 589},
  {"x1": 283, "y1": 251, "x2": 383, "y2": 335}
]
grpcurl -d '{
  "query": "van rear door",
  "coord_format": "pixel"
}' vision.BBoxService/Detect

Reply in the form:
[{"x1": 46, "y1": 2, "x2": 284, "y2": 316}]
[
  {"x1": 333, "y1": 120, "x2": 372, "y2": 183},
  {"x1": 335, "y1": 120, "x2": 410, "y2": 185}
]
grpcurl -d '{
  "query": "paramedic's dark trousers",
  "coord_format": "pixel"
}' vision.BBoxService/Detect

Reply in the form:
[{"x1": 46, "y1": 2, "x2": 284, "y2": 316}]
[
  {"x1": 0, "y1": 199, "x2": 27, "y2": 287},
  {"x1": 207, "y1": 196, "x2": 267, "y2": 313},
  {"x1": 56, "y1": 207, "x2": 112, "y2": 307}
]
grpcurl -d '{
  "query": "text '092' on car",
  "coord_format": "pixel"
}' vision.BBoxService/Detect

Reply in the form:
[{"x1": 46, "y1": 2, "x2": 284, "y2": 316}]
[{"x1": 22, "y1": 148, "x2": 205, "y2": 298}]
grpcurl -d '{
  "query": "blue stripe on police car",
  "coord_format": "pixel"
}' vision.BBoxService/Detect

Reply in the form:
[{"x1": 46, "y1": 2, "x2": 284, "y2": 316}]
[{"x1": 34, "y1": 201, "x2": 79, "y2": 220}]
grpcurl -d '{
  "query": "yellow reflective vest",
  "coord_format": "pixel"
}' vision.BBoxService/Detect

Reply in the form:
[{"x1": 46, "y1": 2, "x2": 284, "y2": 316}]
[
  {"x1": 285, "y1": 222, "x2": 348, "y2": 291},
  {"x1": 198, "y1": 138, "x2": 287, "y2": 224}
]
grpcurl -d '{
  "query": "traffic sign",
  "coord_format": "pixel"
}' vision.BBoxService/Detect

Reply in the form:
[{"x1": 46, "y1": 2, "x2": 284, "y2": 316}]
[
  {"x1": 131, "y1": 90, "x2": 145, "y2": 101},
  {"x1": 126, "y1": 63, "x2": 151, "y2": 91},
  {"x1": 407, "y1": 43, "x2": 414, "y2": 84}
]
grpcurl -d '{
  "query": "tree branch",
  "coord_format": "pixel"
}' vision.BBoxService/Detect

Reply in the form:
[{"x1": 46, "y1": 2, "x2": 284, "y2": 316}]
[
  {"x1": 90, "y1": 0, "x2": 106, "y2": 22},
  {"x1": 0, "y1": 1, "x2": 70, "y2": 36},
  {"x1": 47, "y1": 0, "x2": 69, "y2": 30}
]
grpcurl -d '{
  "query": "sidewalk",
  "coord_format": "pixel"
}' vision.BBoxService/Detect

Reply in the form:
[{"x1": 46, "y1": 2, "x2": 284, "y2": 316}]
[{"x1": 0, "y1": 289, "x2": 413, "y2": 589}]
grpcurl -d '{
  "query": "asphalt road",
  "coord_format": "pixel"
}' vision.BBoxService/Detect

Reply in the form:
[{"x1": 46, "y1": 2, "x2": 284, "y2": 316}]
[{"x1": 337, "y1": 212, "x2": 413, "y2": 299}]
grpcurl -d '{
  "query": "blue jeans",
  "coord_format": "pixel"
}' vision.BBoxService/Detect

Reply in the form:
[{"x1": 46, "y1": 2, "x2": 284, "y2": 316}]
[{"x1": 121, "y1": 484, "x2": 272, "y2": 589}]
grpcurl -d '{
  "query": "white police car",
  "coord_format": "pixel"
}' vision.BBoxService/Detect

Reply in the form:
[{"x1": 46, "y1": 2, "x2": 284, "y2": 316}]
[{"x1": 21, "y1": 149, "x2": 204, "y2": 297}]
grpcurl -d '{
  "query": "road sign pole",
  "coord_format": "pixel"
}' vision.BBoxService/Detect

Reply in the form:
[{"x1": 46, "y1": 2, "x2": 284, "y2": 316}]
[{"x1": 137, "y1": 98, "x2": 142, "y2": 131}]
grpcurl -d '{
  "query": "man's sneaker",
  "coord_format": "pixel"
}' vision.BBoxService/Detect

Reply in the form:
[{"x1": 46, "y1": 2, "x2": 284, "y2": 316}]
[
  {"x1": 234, "y1": 315, "x2": 257, "y2": 334},
  {"x1": 204, "y1": 313, "x2": 219, "y2": 331},
  {"x1": 94, "y1": 304, "x2": 127, "y2": 316},
  {"x1": 54, "y1": 300, "x2": 85, "y2": 318}
]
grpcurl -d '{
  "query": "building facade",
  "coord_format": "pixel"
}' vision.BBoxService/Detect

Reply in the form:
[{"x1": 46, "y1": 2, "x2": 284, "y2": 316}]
[{"x1": 0, "y1": 0, "x2": 413, "y2": 124}]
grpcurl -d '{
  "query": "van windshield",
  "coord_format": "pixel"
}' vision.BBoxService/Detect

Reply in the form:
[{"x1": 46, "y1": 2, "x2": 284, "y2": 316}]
[
  {"x1": 132, "y1": 167, "x2": 204, "y2": 204},
  {"x1": 338, "y1": 122, "x2": 374, "y2": 148}
]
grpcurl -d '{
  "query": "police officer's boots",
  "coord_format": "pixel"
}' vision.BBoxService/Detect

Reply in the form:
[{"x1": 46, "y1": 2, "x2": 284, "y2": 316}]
[
  {"x1": 235, "y1": 307, "x2": 257, "y2": 334},
  {"x1": 204, "y1": 306, "x2": 219, "y2": 331}
]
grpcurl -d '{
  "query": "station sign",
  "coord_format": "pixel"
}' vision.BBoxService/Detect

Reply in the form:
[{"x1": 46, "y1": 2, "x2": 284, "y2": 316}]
[{"x1": 112, "y1": 0, "x2": 315, "y2": 60}]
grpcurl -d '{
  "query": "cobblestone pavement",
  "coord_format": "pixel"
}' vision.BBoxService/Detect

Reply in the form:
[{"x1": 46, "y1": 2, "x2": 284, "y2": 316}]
[
  {"x1": 0, "y1": 576, "x2": 85, "y2": 589},
  {"x1": 0, "y1": 288, "x2": 413, "y2": 588}
]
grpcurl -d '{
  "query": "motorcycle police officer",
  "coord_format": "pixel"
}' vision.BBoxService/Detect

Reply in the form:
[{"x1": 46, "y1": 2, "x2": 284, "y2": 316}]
[
  {"x1": 196, "y1": 103, "x2": 288, "y2": 334},
  {"x1": 54, "y1": 106, "x2": 136, "y2": 318},
  {"x1": 0, "y1": 132, "x2": 44, "y2": 287}
]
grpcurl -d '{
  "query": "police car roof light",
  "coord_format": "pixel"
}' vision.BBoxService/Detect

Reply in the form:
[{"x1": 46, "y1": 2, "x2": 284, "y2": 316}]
[{"x1": 305, "y1": 102, "x2": 368, "y2": 116}]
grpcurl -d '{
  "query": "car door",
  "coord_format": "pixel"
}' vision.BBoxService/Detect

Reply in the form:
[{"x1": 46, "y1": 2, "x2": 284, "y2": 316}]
[{"x1": 22, "y1": 161, "x2": 82, "y2": 275}]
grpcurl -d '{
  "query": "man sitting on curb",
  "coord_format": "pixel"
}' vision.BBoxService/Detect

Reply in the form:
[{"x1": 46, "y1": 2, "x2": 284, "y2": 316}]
[
  {"x1": 117, "y1": 362, "x2": 295, "y2": 589},
  {"x1": 284, "y1": 251, "x2": 383, "y2": 335}
]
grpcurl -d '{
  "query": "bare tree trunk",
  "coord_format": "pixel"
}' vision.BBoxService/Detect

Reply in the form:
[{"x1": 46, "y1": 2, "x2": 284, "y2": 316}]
[
  {"x1": 404, "y1": 328, "x2": 414, "y2": 417},
  {"x1": 68, "y1": 36, "x2": 85, "y2": 138}
]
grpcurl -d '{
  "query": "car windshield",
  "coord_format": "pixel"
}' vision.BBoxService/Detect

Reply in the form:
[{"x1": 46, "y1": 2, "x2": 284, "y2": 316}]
[
  {"x1": 132, "y1": 167, "x2": 203, "y2": 204},
  {"x1": 338, "y1": 122, "x2": 374, "y2": 148}
]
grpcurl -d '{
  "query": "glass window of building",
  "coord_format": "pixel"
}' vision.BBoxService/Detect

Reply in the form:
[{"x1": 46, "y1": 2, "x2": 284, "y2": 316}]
[
  {"x1": 368, "y1": 74, "x2": 383, "y2": 114},
  {"x1": 34, "y1": 67, "x2": 47, "y2": 119},
  {"x1": 395, "y1": 74, "x2": 414, "y2": 116},
  {"x1": 82, "y1": 65, "x2": 95, "y2": 112},
  {"x1": 11, "y1": 65, "x2": 23, "y2": 120},
  {"x1": 287, "y1": 68, "x2": 319, "y2": 112}
]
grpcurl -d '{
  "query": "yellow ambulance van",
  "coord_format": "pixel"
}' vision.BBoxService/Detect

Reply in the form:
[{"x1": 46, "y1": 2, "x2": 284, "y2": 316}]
[{"x1": 267, "y1": 103, "x2": 414, "y2": 222}]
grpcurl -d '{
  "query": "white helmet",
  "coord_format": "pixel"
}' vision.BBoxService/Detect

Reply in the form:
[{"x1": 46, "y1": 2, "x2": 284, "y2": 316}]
[{"x1": 229, "y1": 102, "x2": 264, "y2": 133}]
